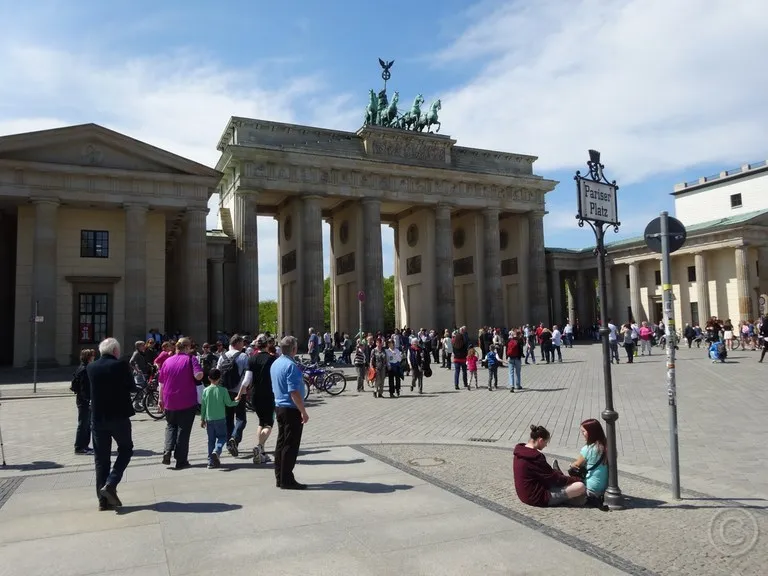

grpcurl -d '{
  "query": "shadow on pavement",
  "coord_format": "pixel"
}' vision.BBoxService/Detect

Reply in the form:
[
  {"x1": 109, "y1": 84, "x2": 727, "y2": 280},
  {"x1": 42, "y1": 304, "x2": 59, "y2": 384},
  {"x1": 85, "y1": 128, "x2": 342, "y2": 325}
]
[
  {"x1": 0, "y1": 460, "x2": 63, "y2": 471},
  {"x1": 299, "y1": 449, "x2": 331, "y2": 456},
  {"x1": 132, "y1": 449, "x2": 162, "y2": 457},
  {"x1": 298, "y1": 458, "x2": 365, "y2": 466},
  {"x1": 308, "y1": 480, "x2": 414, "y2": 494},
  {"x1": 524, "y1": 387, "x2": 568, "y2": 392},
  {"x1": 117, "y1": 501, "x2": 243, "y2": 515}
]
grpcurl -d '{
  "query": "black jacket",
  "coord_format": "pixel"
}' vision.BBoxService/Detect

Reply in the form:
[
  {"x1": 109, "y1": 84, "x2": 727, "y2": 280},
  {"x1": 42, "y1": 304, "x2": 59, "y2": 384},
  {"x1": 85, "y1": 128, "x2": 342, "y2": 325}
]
[
  {"x1": 72, "y1": 363, "x2": 91, "y2": 406},
  {"x1": 87, "y1": 354, "x2": 136, "y2": 422}
]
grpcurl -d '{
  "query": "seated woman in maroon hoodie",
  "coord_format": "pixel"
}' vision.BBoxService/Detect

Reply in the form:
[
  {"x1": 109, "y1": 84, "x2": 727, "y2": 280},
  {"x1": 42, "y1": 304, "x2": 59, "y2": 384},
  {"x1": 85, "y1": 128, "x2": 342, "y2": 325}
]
[{"x1": 513, "y1": 425, "x2": 586, "y2": 507}]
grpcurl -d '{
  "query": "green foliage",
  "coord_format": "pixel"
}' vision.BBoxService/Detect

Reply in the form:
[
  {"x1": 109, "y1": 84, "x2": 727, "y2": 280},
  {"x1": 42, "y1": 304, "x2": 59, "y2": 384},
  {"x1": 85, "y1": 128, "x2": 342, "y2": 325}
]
[
  {"x1": 258, "y1": 300, "x2": 278, "y2": 335},
  {"x1": 383, "y1": 275, "x2": 395, "y2": 332},
  {"x1": 324, "y1": 277, "x2": 331, "y2": 331}
]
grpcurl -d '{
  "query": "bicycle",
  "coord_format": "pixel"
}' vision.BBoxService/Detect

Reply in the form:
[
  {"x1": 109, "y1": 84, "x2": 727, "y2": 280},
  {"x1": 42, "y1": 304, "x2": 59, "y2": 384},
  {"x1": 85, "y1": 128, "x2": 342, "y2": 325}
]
[
  {"x1": 299, "y1": 363, "x2": 347, "y2": 398},
  {"x1": 131, "y1": 371, "x2": 164, "y2": 420}
]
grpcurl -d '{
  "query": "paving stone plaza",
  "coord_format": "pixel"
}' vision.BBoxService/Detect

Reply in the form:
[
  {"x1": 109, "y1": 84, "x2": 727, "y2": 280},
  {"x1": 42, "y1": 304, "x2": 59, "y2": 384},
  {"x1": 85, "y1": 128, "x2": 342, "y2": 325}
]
[{"x1": 0, "y1": 343, "x2": 766, "y2": 575}]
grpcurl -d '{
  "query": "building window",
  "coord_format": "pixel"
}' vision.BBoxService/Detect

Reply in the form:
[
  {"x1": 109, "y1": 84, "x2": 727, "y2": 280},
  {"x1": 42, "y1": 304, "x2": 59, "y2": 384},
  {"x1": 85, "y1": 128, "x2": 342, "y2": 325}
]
[
  {"x1": 80, "y1": 230, "x2": 109, "y2": 258},
  {"x1": 687, "y1": 266, "x2": 696, "y2": 282},
  {"x1": 78, "y1": 293, "x2": 109, "y2": 344},
  {"x1": 625, "y1": 274, "x2": 630, "y2": 289},
  {"x1": 730, "y1": 193, "x2": 742, "y2": 208},
  {"x1": 654, "y1": 270, "x2": 661, "y2": 285},
  {"x1": 690, "y1": 302, "x2": 699, "y2": 326}
]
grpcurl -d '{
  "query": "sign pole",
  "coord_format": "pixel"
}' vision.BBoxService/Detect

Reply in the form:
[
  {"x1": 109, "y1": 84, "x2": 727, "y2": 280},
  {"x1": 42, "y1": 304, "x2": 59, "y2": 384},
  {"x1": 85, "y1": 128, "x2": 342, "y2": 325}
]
[
  {"x1": 660, "y1": 212, "x2": 681, "y2": 499},
  {"x1": 33, "y1": 300, "x2": 39, "y2": 394},
  {"x1": 357, "y1": 290, "x2": 366, "y2": 342}
]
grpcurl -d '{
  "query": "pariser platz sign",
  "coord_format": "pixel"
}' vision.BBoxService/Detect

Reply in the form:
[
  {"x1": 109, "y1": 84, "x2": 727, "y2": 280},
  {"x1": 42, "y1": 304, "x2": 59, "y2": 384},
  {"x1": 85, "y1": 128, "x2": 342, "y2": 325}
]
[{"x1": 576, "y1": 177, "x2": 618, "y2": 225}]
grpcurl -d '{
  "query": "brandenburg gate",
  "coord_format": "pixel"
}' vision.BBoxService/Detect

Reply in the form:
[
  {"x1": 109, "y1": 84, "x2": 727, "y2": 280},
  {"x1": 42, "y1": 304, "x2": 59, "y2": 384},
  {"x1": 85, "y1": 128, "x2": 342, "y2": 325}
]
[{"x1": 215, "y1": 61, "x2": 556, "y2": 342}]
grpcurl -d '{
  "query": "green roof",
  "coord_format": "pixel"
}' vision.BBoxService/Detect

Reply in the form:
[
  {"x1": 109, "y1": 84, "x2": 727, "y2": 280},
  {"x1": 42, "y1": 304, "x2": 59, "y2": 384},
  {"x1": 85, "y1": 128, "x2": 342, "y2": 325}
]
[{"x1": 546, "y1": 208, "x2": 768, "y2": 255}]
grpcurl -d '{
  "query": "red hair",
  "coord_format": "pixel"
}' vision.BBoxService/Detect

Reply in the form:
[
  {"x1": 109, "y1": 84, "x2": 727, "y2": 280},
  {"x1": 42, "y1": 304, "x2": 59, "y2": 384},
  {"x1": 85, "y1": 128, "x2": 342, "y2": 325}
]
[{"x1": 581, "y1": 418, "x2": 607, "y2": 464}]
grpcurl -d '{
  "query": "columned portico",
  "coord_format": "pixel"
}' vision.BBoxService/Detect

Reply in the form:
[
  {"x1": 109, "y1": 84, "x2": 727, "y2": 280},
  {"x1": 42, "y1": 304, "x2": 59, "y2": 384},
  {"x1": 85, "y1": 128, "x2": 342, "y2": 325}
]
[
  {"x1": 735, "y1": 246, "x2": 751, "y2": 321},
  {"x1": 31, "y1": 198, "x2": 59, "y2": 366},
  {"x1": 184, "y1": 208, "x2": 209, "y2": 343},
  {"x1": 124, "y1": 203, "x2": 148, "y2": 345},
  {"x1": 234, "y1": 192, "x2": 259, "y2": 333},
  {"x1": 628, "y1": 261, "x2": 642, "y2": 322},
  {"x1": 517, "y1": 215, "x2": 530, "y2": 324},
  {"x1": 694, "y1": 252, "x2": 710, "y2": 322},
  {"x1": 604, "y1": 263, "x2": 613, "y2": 322},
  {"x1": 483, "y1": 208, "x2": 503, "y2": 327},
  {"x1": 576, "y1": 269, "x2": 589, "y2": 328},
  {"x1": 301, "y1": 196, "x2": 325, "y2": 340},
  {"x1": 549, "y1": 268, "x2": 562, "y2": 325},
  {"x1": 434, "y1": 203, "x2": 455, "y2": 331},
  {"x1": 209, "y1": 256, "x2": 225, "y2": 335},
  {"x1": 361, "y1": 198, "x2": 384, "y2": 332},
  {"x1": 529, "y1": 210, "x2": 548, "y2": 323}
]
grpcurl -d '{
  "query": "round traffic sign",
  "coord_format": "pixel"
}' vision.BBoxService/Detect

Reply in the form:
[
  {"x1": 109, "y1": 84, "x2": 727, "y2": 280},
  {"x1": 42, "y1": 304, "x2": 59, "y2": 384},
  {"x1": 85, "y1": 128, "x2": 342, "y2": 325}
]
[
  {"x1": 357, "y1": 290, "x2": 366, "y2": 302},
  {"x1": 644, "y1": 216, "x2": 687, "y2": 254}
]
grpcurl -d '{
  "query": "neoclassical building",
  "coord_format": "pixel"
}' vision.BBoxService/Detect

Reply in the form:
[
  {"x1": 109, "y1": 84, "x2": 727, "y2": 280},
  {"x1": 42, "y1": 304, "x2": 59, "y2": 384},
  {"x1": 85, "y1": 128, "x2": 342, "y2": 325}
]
[
  {"x1": 0, "y1": 118, "x2": 556, "y2": 366},
  {"x1": 547, "y1": 161, "x2": 768, "y2": 328}
]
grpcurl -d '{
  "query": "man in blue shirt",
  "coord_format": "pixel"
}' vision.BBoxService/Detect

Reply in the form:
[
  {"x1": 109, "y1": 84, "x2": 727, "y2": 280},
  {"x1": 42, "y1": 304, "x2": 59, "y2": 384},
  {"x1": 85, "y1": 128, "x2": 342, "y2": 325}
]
[{"x1": 271, "y1": 336, "x2": 309, "y2": 489}]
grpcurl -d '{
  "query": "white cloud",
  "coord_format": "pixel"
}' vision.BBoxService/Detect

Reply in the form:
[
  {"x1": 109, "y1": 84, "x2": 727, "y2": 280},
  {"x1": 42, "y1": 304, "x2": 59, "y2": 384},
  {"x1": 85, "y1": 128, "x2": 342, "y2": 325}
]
[
  {"x1": 436, "y1": 0, "x2": 768, "y2": 184},
  {"x1": 0, "y1": 35, "x2": 359, "y2": 300}
]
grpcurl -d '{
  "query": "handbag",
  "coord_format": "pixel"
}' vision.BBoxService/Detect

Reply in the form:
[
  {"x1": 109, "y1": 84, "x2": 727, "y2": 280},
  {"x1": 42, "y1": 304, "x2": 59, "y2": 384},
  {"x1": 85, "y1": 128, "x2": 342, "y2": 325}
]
[
  {"x1": 568, "y1": 458, "x2": 603, "y2": 481},
  {"x1": 367, "y1": 366, "x2": 376, "y2": 382},
  {"x1": 424, "y1": 365, "x2": 432, "y2": 378}
]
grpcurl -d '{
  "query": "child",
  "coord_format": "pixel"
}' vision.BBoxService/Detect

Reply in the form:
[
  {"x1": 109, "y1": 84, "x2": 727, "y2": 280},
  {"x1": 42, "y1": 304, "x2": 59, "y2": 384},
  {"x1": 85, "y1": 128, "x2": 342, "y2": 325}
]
[
  {"x1": 486, "y1": 346, "x2": 500, "y2": 390},
  {"x1": 466, "y1": 347, "x2": 478, "y2": 389},
  {"x1": 200, "y1": 368, "x2": 240, "y2": 468}
]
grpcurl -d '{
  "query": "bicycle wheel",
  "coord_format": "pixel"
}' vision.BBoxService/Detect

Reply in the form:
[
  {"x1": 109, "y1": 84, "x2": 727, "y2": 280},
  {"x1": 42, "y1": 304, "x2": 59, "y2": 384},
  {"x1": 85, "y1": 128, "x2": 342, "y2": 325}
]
[
  {"x1": 323, "y1": 372, "x2": 347, "y2": 395},
  {"x1": 143, "y1": 387, "x2": 165, "y2": 420},
  {"x1": 303, "y1": 375, "x2": 311, "y2": 400},
  {"x1": 732, "y1": 339, "x2": 742, "y2": 351}
]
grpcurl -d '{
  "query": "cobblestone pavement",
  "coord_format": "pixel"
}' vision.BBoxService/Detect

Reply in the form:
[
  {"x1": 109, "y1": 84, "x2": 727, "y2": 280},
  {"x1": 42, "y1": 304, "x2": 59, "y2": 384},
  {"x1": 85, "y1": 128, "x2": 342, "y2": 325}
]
[
  {"x1": 1, "y1": 343, "x2": 766, "y2": 500},
  {"x1": 357, "y1": 443, "x2": 768, "y2": 576}
]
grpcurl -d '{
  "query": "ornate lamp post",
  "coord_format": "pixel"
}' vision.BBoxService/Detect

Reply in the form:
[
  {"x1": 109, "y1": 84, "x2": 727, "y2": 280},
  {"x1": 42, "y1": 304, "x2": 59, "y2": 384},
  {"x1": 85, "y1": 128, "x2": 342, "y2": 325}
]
[{"x1": 575, "y1": 150, "x2": 624, "y2": 510}]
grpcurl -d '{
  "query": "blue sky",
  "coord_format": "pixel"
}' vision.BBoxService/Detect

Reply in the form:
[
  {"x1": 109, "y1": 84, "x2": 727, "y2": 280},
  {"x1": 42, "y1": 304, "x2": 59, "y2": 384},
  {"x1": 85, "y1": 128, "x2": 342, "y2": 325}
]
[{"x1": 2, "y1": 0, "x2": 767, "y2": 299}]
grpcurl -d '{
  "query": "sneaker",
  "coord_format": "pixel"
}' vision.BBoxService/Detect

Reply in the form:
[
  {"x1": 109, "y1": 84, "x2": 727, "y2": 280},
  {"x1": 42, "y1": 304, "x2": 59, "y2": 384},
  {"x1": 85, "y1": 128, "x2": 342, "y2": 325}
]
[
  {"x1": 98, "y1": 501, "x2": 115, "y2": 512},
  {"x1": 227, "y1": 438, "x2": 239, "y2": 457},
  {"x1": 175, "y1": 460, "x2": 191, "y2": 470},
  {"x1": 209, "y1": 453, "x2": 220, "y2": 469},
  {"x1": 509, "y1": 388, "x2": 514, "y2": 393},
  {"x1": 252, "y1": 445, "x2": 263, "y2": 465},
  {"x1": 99, "y1": 484, "x2": 122, "y2": 508},
  {"x1": 74, "y1": 447, "x2": 93, "y2": 455},
  {"x1": 162, "y1": 452, "x2": 172, "y2": 466}
]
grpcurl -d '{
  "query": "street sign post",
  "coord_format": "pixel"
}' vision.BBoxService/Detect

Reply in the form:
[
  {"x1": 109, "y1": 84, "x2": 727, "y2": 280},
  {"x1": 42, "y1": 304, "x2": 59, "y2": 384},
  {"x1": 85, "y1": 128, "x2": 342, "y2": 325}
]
[
  {"x1": 32, "y1": 301, "x2": 40, "y2": 394},
  {"x1": 645, "y1": 212, "x2": 687, "y2": 499},
  {"x1": 574, "y1": 149, "x2": 623, "y2": 510}
]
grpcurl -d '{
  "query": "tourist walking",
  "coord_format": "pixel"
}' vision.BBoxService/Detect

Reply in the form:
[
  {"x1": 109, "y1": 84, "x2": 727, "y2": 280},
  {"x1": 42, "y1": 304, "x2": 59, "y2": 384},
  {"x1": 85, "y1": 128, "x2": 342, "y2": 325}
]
[
  {"x1": 271, "y1": 336, "x2": 309, "y2": 489},
  {"x1": 485, "y1": 345, "x2": 500, "y2": 390},
  {"x1": 159, "y1": 338, "x2": 204, "y2": 469},
  {"x1": 200, "y1": 368, "x2": 239, "y2": 468},
  {"x1": 370, "y1": 338, "x2": 388, "y2": 398},
  {"x1": 237, "y1": 334, "x2": 277, "y2": 464},
  {"x1": 353, "y1": 340, "x2": 367, "y2": 392},
  {"x1": 386, "y1": 339, "x2": 403, "y2": 397},
  {"x1": 87, "y1": 338, "x2": 135, "y2": 511},
  {"x1": 452, "y1": 327, "x2": 469, "y2": 390},
  {"x1": 506, "y1": 330, "x2": 524, "y2": 391},
  {"x1": 71, "y1": 349, "x2": 95, "y2": 455}
]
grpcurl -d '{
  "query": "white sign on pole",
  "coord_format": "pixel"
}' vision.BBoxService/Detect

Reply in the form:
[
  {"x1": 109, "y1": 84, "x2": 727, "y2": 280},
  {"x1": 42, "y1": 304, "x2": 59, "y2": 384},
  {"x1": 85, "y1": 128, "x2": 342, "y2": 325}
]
[
  {"x1": 34, "y1": 316, "x2": 44, "y2": 323},
  {"x1": 577, "y1": 178, "x2": 618, "y2": 225}
]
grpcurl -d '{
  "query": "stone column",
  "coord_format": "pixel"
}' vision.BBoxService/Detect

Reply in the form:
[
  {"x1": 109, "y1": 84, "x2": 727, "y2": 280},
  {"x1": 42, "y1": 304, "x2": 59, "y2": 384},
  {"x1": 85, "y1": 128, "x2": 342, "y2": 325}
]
[
  {"x1": 576, "y1": 269, "x2": 589, "y2": 329},
  {"x1": 735, "y1": 246, "x2": 752, "y2": 322},
  {"x1": 391, "y1": 223, "x2": 401, "y2": 329},
  {"x1": 327, "y1": 218, "x2": 337, "y2": 335},
  {"x1": 31, "y1": 198, "x2": 59, "y2": 365},
  {"x1": 209, "y1": 257, "x2": 225, "y2": 334},
  {"x1": 628, "y1": 261, "x2": 642, "y2": 322},
  {"x1": 758, "y1": 247, "x2": 768, "y2": 317},
  {"x1": 517, "y1": 215, "x2": 530, "y2": 324},
  {"x1": 234, "y1": 193, "x2": 259, "y2": 333},
  {"x1": 694, "y1": 252, "x2": 710, "y2": 323},
  {"x1": 549, "y1": 268, "x2": 562, "y2": 325},
  {"x1": 302, "y1": 196, "x2": 325, "y2": 335},
  {"x1": 604, "y1": 263, "x2": 614, "y2": 322},
  {"x1": 361, "y1": 199, "x2": 384, "y2": 331},
  {"x1": 565, "y1": 277, "x2": 576, "y2": 325},
  {"x1": 184, "y1": 208, "x2": 208, "y2": 343},
  {"x1": 124, "y1": 203, "x2": 148, "y2": 346},
  {"x1": 483, "y1": 208, "x2": 504, "y2": 327},
  {"x1": 434, "y1": 204, "x2": 455, "y2": 331},
  {"x1": 528, "y1": 210, "x2": 548, "y2": 324}
]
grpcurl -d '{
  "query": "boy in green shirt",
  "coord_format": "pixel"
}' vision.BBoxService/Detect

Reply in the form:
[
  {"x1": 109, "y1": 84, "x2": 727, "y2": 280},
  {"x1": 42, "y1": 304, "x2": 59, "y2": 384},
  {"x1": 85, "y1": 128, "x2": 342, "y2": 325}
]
[{"x1": 201, "y1": 369, "x2": 240, "y2": 468}]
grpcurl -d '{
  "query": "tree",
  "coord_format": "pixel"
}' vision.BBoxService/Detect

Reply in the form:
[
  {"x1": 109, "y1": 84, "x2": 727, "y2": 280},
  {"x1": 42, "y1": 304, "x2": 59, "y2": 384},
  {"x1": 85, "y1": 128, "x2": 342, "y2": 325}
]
[
  {"x1": 324, "y1": 277, "x2": 331, "y2": 331},
  {"x1": 383, "y1": 275, "x2": 395, "y2": 332},
  {"x1": 259, "y1": 300, "x2": 278, "y2": 335}
]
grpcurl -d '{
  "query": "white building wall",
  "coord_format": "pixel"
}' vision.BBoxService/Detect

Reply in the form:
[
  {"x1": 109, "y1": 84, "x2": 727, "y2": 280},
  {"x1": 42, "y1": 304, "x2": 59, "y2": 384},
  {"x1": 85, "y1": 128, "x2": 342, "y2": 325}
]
[{"x1": 674, "y1": 170, "x2": 768, "y2": 227}]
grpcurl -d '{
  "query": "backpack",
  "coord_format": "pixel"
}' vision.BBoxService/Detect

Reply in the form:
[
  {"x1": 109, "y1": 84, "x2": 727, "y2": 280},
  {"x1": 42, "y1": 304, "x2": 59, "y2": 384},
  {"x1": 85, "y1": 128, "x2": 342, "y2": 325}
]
[{"x1": 219, "y1": 351, "x2": 244, "y2": 391}]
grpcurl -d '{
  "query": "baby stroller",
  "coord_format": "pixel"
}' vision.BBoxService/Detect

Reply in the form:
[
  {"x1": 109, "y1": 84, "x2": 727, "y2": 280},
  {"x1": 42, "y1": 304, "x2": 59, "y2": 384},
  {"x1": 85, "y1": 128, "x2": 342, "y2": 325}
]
[{"x1": 323, "y1": 347, "x2": 336, "y2": 366}]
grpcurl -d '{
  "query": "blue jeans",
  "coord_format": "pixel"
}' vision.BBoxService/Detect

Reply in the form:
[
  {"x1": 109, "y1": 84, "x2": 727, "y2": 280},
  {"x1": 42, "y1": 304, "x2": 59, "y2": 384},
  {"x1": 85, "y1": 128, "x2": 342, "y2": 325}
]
[
  {"x1": 206, "y1": 418, "x2": 227, "y2": 459},
  {"x1": 508, "y1": 358, "x2": 522, "y2": 389},
  {"x1": 453, "y1": 361, "x2": 468, "y2": 387},
  {"x1": 525, "y1": 345, "x2": 536, "y2": 363},
  {"x1": 92, "y1": 417, "x2": 133, "y2": 500}
]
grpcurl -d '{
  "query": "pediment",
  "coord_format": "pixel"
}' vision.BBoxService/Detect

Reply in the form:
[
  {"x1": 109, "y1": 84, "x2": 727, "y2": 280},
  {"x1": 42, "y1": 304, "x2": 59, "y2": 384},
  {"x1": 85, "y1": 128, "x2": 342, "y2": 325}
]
[{"x1": 0, "y1": 123, "x2": 220, "y2": 179}]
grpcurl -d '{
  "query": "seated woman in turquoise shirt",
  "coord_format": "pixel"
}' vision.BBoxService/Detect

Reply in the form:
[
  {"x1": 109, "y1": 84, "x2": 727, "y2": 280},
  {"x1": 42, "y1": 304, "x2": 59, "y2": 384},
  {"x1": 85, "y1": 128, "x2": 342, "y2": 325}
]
[{"x1": 570, "y1": 418, "x2": 608, "y2": 501}]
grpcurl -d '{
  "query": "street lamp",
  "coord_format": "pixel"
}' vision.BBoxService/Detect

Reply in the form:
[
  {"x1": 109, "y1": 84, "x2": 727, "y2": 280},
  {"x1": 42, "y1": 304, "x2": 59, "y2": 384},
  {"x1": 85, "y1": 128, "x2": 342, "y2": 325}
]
[{"x1": 575, "y1": 150, "x2": 624, "y2": 510}]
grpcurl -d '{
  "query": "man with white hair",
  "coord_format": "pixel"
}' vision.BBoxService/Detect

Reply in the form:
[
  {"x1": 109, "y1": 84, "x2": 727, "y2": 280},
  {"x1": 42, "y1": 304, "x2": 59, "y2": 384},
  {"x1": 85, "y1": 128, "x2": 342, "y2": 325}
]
[{"x1": 86, "y1": 338, "x2": 135, "y2": 511}]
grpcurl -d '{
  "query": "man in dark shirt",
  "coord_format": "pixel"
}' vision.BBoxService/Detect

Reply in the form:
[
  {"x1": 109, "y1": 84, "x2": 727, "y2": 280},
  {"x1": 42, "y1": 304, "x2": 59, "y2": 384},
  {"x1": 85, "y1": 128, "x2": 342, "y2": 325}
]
[
  {"x1": 87, "y1": 338, "x2": 135, "y2": 511},
  {"x1": 237, "y1": 334, "x2": 277, "y2": 464}
]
